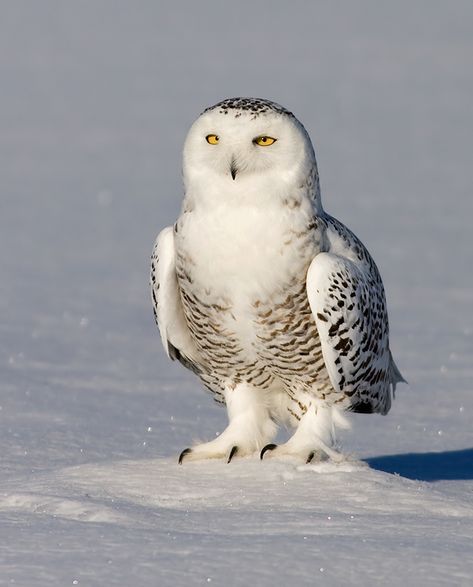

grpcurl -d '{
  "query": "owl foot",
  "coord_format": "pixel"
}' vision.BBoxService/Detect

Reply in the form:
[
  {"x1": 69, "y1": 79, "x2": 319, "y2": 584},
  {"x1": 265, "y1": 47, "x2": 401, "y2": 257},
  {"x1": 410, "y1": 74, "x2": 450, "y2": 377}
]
[
  {"x1": 260, "y1": 402, "x2": 346, "y2": 463},
  {"x1": 260, "y1": 442, "x2": 342, "y2": 463},
  {"x1": 177, "y1": 439, "x2": 252, "y2": 464},
  {"x1": 177, "y1": 382, "x2": 278, "y2": 464},
  {"x1": 178, "y1": 444, "x2": 239, "y2": 464}
]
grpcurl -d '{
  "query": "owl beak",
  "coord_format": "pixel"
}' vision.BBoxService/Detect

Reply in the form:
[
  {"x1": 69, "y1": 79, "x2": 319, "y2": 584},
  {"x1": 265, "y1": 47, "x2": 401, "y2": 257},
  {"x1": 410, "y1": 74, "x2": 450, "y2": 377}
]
[{"x1": 230, "y1": 158, "x2": 238, "y2": 180}]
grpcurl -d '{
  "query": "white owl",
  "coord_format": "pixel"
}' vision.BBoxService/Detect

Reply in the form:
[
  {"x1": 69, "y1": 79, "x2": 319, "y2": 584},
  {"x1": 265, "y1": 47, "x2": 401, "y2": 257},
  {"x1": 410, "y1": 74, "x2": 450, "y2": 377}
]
[{"x1": 151, "y1": 97, "x2": 404, "y2": 464}]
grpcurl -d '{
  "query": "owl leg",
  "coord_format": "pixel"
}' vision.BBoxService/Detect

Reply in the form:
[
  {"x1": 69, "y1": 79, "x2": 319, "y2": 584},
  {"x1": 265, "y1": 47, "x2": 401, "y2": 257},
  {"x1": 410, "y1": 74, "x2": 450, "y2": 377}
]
[
  {"x1": 178, "y1": 383, "x2": 277, "y2": 464},
  {"x1": 260, "y1": 401, "x2": 348, "y2": 463}
]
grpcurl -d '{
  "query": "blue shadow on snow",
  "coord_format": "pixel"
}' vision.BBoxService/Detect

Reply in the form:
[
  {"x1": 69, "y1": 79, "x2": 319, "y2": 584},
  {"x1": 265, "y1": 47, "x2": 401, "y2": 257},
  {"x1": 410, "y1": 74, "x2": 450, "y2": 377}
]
[{"x1": 365, "y1": 448, "x2": 473, "y2": 481}]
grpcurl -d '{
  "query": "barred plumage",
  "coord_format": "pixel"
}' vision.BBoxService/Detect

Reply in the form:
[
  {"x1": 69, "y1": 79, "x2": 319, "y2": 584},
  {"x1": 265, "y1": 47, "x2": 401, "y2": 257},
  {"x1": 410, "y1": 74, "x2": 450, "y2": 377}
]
[{"x1": 151, "y1": 97, "x2": 404, "y2": 463}]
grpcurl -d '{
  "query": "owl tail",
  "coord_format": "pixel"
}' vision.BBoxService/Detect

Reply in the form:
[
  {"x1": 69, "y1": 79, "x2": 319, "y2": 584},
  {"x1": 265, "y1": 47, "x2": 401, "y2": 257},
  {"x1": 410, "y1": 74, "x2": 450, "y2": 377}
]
[{"x1": 389, "y1": 350, "x2": 407, "y2": 398}]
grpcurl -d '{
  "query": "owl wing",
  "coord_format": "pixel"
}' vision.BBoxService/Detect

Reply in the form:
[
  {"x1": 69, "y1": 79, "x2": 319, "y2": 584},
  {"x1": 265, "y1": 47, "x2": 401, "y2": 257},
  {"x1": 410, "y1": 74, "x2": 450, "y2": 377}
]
[
  {"x1": 150, "y1": 226, "x2": 201, "y2": 373},
  {"x1": 306, "y1": 251, "x2": 403, "y2": 414}
]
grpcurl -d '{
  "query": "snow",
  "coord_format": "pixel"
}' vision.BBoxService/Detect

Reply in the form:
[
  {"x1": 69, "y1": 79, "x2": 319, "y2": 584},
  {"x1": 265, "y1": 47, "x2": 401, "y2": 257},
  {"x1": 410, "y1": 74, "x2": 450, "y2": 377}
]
[{"x1": 1, "y1": 1, "x2": 472, "y2": 585}]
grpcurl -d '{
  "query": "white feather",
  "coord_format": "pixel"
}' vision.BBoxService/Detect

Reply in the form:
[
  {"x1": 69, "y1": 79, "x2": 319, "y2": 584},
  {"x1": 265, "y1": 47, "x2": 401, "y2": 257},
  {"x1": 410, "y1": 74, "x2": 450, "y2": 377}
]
[
  {"x1": 150, "y1": 97, "x2": 403, "y2": 461},
  {"x1": 150, "y1": 226, "x2": 200, "y2": 363}
]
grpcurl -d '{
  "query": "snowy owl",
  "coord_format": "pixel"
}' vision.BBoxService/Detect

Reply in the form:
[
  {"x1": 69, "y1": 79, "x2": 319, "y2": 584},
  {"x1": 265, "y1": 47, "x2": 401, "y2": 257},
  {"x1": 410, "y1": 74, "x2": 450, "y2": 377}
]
[{"x1": 151, "y1": 97, "x2": 404, "y2": 464}]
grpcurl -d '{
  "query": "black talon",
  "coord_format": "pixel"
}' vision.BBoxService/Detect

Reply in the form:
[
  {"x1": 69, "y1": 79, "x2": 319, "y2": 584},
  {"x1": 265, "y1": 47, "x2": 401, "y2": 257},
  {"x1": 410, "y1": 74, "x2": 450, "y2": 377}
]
[
  {"x1": 306, "y1": 451, "x2": 315, "y2": 464},
  {"x1": 227, "y1": 446, "x2": 238, "y2": 463},
  {"x1": 260, "y1": 443, "x2": 278, "y2": 460},
  {"x1": 178, "y1": 448, "x2": 192, "y2": 464}
]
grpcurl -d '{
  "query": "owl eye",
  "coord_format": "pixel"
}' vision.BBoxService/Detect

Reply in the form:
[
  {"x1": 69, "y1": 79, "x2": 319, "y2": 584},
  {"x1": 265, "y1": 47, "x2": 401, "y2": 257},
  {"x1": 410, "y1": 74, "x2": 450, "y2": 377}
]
[
  {"x1": 254, "y1": 136, "x2": 277, "y2": 147},
  {"x1": 206, "y1": 134, "x2": 219, "y2": 145}
]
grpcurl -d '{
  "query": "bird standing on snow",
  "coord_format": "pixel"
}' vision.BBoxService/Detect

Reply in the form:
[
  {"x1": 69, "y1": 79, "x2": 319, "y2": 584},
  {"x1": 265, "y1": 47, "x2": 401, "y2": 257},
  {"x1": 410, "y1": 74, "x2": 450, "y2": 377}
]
[{"x1": 151, "y1": 97, "x2": 404, "y2": 464}]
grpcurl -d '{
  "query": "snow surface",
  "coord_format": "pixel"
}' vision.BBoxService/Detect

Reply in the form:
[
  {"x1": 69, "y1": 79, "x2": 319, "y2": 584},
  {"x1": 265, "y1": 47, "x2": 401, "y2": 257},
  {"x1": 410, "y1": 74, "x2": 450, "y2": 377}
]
[{"x1": 1, "y1": 2, "x2": 472, "y2": 585}]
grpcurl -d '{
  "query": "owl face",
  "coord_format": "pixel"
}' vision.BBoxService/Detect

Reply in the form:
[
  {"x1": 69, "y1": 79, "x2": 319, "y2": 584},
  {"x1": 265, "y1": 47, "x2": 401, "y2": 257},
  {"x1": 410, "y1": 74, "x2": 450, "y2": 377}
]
[{"x1": 182, "y1": 98, "x2": 316, "y2": 194}]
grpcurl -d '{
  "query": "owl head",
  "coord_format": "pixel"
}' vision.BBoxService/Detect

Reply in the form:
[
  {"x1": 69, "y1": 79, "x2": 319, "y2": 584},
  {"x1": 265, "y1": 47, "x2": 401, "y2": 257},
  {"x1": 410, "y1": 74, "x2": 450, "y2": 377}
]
[{"x1": 182, "y1": 98, "x2": 321, "y2": 210}]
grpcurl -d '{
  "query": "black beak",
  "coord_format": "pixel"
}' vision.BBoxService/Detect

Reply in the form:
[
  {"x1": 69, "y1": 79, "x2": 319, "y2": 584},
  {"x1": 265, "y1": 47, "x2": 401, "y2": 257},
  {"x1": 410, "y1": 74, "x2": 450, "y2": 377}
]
[{"x1": 230, "y1": 158, "x2": 238, "y2": 180}]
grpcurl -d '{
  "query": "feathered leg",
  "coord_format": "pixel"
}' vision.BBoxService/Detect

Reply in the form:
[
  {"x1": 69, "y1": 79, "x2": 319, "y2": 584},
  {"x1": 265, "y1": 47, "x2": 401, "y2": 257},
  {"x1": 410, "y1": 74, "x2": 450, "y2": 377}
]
[
  {"x1": 179, "y1": 383, "x2": 277, "y2": 463},
  {"x1": 261, "y1": 401, "x2": 349, "y2": 463}
]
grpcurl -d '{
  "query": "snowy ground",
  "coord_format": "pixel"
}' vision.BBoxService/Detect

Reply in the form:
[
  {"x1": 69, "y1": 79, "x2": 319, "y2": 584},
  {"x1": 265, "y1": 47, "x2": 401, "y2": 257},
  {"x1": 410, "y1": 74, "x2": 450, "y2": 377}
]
[{"x1": 1, "y1": 2, "x2": 472, "y2": 586}]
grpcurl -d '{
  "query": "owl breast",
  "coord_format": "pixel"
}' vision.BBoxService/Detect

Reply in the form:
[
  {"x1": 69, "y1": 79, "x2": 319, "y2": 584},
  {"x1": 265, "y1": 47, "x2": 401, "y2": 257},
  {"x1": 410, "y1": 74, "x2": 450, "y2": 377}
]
[{"x1": 174, "y1": 204, "x2": 340, "y2": 411}]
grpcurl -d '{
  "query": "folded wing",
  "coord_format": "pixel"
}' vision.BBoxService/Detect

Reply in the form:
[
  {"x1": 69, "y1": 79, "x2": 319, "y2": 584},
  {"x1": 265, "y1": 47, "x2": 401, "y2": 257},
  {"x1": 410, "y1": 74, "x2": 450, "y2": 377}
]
[
  {"x1": 306, "y1": 252, "x2": 402, "y2": 414},
  {"x1": 150, "y1": 226, "x2": 201, "y2": 373}
]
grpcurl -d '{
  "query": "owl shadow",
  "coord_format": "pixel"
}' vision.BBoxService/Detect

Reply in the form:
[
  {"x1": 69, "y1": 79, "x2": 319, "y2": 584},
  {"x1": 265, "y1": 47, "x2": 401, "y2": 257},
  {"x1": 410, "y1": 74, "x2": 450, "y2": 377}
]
[{"x1": 365, "y1": 447, "x2": 473, "y2": 481}]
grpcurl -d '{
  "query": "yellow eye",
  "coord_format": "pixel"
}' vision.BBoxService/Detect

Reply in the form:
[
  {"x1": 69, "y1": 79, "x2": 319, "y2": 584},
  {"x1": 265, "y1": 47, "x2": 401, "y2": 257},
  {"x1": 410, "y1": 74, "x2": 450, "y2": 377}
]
[
  {"x1": 254, "y1": 136, "x2": 277, "y2": 147},
  {"x1": 206, "y1": 134, "x2": 219, "y2": 145}
]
